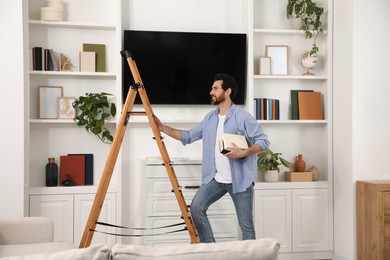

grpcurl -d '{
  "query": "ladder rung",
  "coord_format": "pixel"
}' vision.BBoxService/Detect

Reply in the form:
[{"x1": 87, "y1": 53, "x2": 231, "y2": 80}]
[{"x1": 128, "y1": 111, "x2": 147, "y2": 116}]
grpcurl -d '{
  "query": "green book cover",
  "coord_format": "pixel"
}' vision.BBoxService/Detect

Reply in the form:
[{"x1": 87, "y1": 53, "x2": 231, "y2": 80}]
[
  {"x1": 291, "y1": 90, "x2": 313, "y2": 120},
  {"x1": 83, "y1": 43, "x2": 105, "y2": 72}
]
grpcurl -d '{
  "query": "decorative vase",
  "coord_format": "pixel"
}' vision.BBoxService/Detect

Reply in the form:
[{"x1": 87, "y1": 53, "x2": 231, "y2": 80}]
[
  {"x1": 45, "y1": 157, "x2": 58, "y2": 187},
  {"x1": 264, "y1": 170, "x2": 279, "y2": 182},
  {"x1": 311, "y1": 165, "x2": 319, "y2": 181},
  {"x1": 294, "y1": 154, "x2": 306, "y2": 172}
]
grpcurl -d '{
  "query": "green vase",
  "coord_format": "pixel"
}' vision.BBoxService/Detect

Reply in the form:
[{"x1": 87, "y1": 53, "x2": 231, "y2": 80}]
[{"x1": 45, "y1": 158, "x2": 58, "y2": 187}]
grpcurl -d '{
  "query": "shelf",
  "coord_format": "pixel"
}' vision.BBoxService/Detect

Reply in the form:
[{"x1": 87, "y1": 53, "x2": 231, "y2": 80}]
[
  {"x1": 29, "y1": 70, "x2": 117, "y2": 77},
  {"x1": 257, "y1": 120, "x2": 327, "y2": 124},
  {"x1": 254, "y1": 28, "x2": 328, "y2": 35},
  {"x1": 254, "y1": 75, "x2": 327, "y2": 80},
  {"x1": 29, "y1": 185, "x2": 118, "y2": 195},
  {"x1": 29, "y1": 20, "x2": 116, "y2": 30},
  {"x1": 30, "y1": 119, "x2": 117, "y2": 124},
  {"x1": 254, "y1": 180, "x2": 329, "y2": 190}
]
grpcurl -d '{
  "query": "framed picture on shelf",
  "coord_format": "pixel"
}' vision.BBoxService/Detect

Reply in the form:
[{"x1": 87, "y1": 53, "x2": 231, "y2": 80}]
[
  {"x1": 39, "y1": 86, "x2": 63, "y2": 119},
  {"x1": 58, "y1": 97, "x2": 76, "y2": 119},
  {"x1": 265, "y1": 45, "x2": 288, "y2": 75},
  {"x1": 259, "y1": 56, "x2": 271, "y2": 75}
]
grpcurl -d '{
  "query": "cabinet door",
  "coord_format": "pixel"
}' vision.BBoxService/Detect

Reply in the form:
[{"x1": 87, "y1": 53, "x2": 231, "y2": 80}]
[
  {"x1": 292, "y1": 188, "x2": 330, "y2": 252},
  {"x1": 29, "y1": 194, "x2": 74, "y2": 243},
  {"x1": 73, "y1": 193, "x2": 117, "y2": 247},
  {"x1": 254, "y1": 189, "x2": 292, "y2": 252}
]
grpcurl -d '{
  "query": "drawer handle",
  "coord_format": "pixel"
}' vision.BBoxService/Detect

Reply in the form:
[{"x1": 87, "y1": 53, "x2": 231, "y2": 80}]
[{"x1": 184, "y1": 185, "x2": 200, "y2": 189}]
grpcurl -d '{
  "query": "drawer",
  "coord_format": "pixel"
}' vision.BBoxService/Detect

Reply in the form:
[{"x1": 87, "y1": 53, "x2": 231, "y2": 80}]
[
  {"x1": 146, "y1": 164, "x2": 202, "y2": 179},
  {"x1": 144, "y1": 215, "x2": 238, "y2": 241},
  {"x1": 146, "y1": 178, "x2": 201, "y2": 198},
  {"x1": 146, "y1": 196, "x2": 236, "y2": 217}
]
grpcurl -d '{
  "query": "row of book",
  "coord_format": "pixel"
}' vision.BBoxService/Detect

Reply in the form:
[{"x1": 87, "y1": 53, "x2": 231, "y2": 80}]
[
  {"x1": 31, "y1": 47, "x2": 59, "y2": 71},
  {"x1": 255, "y1": 90, "x2": 323, "y2": 120},
  {"x1": 60, "y1": 154, "x2": 94, "y2": 186},
  {"x1": 30, "y1": 43, "x2": 106, "y2": 72},
  {"x1": 291, "y1": 90, "x2": 323, "y2": 120},
  {"x1": 254, "y1": 98, "x2": 280, "y2": 120}
]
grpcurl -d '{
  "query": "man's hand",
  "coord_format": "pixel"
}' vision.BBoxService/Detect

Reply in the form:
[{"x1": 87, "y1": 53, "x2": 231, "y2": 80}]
[
  {"x1": 225, "y1": 143, "x2": 262, "y2": 159},
  {"x1": 225, "y1": 143, "x2": 246, "y2": 159}
]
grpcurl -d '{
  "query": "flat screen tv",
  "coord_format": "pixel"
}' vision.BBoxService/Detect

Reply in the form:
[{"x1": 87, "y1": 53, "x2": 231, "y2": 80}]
[{"x1": 122, "y1": 30, "x2": 247, "y2": 105}]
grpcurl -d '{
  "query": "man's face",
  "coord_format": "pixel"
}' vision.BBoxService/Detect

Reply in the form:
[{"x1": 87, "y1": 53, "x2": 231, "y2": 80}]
[{"x1": 210, "y1": 80, "x2": 226, "y2": 105}]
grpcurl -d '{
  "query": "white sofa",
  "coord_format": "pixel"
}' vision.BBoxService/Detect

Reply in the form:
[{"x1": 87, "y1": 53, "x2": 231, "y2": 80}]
[{"x1": 0, "y1": 217, "x2": 280, "y2": 260}]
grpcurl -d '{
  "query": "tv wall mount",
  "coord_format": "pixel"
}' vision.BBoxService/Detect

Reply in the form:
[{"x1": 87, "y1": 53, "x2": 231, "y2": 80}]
[{"x1": 79, "y1": 50, "x2": 199, "y2": 248}]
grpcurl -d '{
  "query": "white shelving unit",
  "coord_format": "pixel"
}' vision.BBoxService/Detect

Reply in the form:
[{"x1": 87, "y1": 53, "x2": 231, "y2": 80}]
[
  {"x1": 248, "y1": 0, "x2": 333, "y2": 259},
  {"x1": 25, "y1": 0, "x2": 122, "y2": 246}
]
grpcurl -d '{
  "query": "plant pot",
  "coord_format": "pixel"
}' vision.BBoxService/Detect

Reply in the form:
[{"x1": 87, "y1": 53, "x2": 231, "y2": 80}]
[
  {"x1": 289, "y1": 17, "x2": 302, "y2": 30},
  {"x1": 264, "y1": 170, "x2": 279, "y2": 182}
]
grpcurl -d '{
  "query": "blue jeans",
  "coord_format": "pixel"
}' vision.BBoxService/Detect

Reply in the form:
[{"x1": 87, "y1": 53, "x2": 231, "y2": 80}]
[{"x1": 190, "y1": 179, "x2": 255, "y2": 242}]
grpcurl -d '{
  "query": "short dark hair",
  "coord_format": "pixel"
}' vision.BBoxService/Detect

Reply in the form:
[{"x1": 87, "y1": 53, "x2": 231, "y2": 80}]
[{"x1": 213, "y1": 73, "x2": 238, "y2": 99}]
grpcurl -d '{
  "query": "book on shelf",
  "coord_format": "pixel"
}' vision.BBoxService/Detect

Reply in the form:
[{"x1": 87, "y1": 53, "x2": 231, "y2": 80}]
[
  {"x1": 298, "y1": 91, "x2": 323, "y2": 120},
  {"x1": 49, "y1": 49, "x2": 59, "y2": 71},
  {"x1": 68, "y1": 153, "x2": 94, "y2": 185},
  {"x1": 32, "y1": 47, "x2": 43, "y2": 70},
  {"x1": 79, "y1": 51, "x2": 96, "y2": 72},
  {"x1": 254, "y1": 98, "x2": 280, "y2": 120},
  {"x1": 290, "y1": 90, "x2": 314, "y2": 120},
  {"x1": 60, "y1": 155, "x2": 85, "y2": 186},
  {"x1": 83, "y1": 43, "x2": 106, "y2": 72},
  {"x1": 219, "y1": 133, "x2": 248, "y2": 154}
]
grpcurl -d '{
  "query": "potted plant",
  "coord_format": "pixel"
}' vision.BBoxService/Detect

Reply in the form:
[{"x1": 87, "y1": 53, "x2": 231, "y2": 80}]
[
  {"x1": 72, "y1": 92, "x2": 117, "y2": 144},
  {"x1": 287, "y1": 0, "x2": 324, "y2": 57},
  {"x1": 257, "y1": 149, "x2": 293, "y2": 182}
]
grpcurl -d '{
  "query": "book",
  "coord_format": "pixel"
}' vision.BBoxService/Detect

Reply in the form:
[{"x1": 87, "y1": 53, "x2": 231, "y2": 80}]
[
  {"x1": 275, "y1": 99, "x2": 280, "y2": 120},
  {"x1": 79, "y1": 51, "x2": 96, "y2": 72},
  {"x1": 298, "y1": 91, "x2": 323, "y2": 120},
  {"x1": 291, "y1": 90, "x2": 313, "y2": 120},
  {"x1": 32, "y1": 47, "x2": 43, "y2": 70},
  {"x1": 68, "y1": 153, "x2": 94, "y2": 185},
  {"x1": 49, "y1": 49, "x2": 59, "y2": 71},
  {"x1": 60, "y1": 155, "x2": 85, "y2": 186},
  {"x1": 219, "y1": 133, "x2": 249, "y2": 154},
  {"x1": 83, "y1": 43, "x2": 105, "y2": 72}
]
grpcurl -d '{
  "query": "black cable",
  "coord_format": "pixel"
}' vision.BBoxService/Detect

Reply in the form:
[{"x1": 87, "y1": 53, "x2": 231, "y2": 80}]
[
  {"x1": 90, "y1": 227, "x2": 187, "y2": 237},
  {"x1": 94, "y1": 220, "x2": 186, "y2": 230}
]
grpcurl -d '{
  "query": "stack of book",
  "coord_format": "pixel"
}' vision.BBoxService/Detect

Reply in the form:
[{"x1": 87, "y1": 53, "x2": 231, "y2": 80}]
[
  {"x1": 291, "y1": 90, "x2": 323, "y2": 120},
  {"x1": 59, "y1": 154, "x2": 94, "y2": 186},
  {"x1": 254, "y1": 98, "x2": 280, "y2": 120},
  {"x1": 31, "y1": 47, "x2": 59, "y2": 71}
]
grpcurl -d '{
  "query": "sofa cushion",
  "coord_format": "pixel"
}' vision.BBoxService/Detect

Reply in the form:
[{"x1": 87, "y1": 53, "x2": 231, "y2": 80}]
[
  {"x1": 0, "y1": 243, "x2": 109, "y2": 260},
  {"x1": 0, "y1": 217, "x2": 53, "y2": 245},
  {"x1": 111, "y1": 238, "x2": 280, "y2": 260},
  {"x1": 0, "y1": 242, "x2": 76, "y2": 258}
]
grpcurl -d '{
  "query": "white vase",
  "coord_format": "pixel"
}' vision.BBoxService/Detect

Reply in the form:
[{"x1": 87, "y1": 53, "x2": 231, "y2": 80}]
[
  {"x1": 289, "y1": 17, "x2": 302, "y2": 30},
  {"x1": 264, "y1": 170, "x2": 279, "y2": 182}
]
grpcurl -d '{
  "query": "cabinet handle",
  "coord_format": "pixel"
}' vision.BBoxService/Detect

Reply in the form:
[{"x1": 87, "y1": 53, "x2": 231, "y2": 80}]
[{"x1": 184, "y1": 185, "x2": 200, "y2": 189}]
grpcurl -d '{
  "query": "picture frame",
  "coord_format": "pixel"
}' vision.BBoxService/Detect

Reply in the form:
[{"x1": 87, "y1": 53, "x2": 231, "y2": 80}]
[
  {"x1": 259, "y1": 56, "x2": 271, "y2": 75},
  {"x1": 39, "y1": 86, "x2": 63, "y2": 119},
  {"x1": 265, "y1": 45, "x2": 288, "y2": 75},
  {"x1": 58, "y1": 97, "x2": 76, "y2": 119}
]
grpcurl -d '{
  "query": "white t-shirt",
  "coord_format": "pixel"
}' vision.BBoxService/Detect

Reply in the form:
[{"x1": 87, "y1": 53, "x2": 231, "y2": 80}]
[{"x1": 214, "y1": 114, "x2": 232, "y2": 183}]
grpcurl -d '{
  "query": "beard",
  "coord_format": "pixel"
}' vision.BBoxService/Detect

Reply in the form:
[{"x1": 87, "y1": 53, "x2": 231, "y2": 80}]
[{"x1": 210, "y1": 94, "x2": 225, "y2": 105}]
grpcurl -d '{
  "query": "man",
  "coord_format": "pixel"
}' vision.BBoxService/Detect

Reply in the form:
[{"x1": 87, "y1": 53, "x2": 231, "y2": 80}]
[{"x1": 154, "y1": 73, "x2": 270, "y2": 242}]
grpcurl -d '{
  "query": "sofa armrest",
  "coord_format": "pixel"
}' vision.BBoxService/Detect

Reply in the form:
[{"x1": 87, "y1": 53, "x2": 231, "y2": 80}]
[{"x1": 0, "y1": 217, "x2": 54, "y2": 245}]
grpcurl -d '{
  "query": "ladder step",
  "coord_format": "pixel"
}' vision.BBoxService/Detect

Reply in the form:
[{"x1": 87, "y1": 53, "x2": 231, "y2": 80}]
[{"x1": 128, "y1": 111, "x2": 147, "y2": 116}]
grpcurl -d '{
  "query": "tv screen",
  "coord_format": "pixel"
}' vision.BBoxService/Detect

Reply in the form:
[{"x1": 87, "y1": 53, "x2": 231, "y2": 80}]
[{"x1": 122, "y1": 30, "x2": 247, "y2": 105}]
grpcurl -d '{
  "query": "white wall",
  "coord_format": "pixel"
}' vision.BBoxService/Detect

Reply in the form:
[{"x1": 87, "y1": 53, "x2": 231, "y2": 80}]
[
  {"x1": 0, "y1": 1, "x2": 26, "y2": 217},
  {"x1": 333, "y1": 0, "x2": 390, "y2": 259}
]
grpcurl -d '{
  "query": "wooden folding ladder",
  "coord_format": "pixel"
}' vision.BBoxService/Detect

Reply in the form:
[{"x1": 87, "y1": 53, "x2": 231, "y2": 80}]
[{"x1": 79, "y1": 50, "x2": 199, "y2": 248}]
